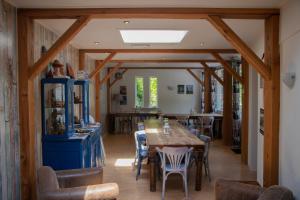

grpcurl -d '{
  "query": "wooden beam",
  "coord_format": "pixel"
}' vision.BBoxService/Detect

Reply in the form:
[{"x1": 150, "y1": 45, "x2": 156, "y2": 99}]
[
  {"x1": 19, "y1": 8, "x2": 279, "y2": 19},
  {"x1": 95, "y1": 61, "x2": 101, "y2": 122},
  {"x1": 109, "y1": 69, "x2": 128, "y2": 88},
  {"x1": 79, "y1": 50, "x2": 85, "y2": 70},
  {"x1": 107, "y1": 68, "x2": 112, "y2": 114},
  {"x1": 222, "y1": 70, "x2": 233, "y2": 146},
  {"x1": 98, "y1": 59, "x2": 229, "y2": 63},
  {"x1": 99, "y1": 62, "x2": 123, "y2": 85},
  {"x1": 108, "y1": 67, "x2": 205, "y2": 70},
  {"x1": 212, "y1": 53, "x2": 243, "y2": 83},
  {"x1": 241, "y1": 58, "x2": 249, "y2": 164},
  {"x1": 263, "y1": 15, "x2": 280, "y2": 187},
  {"x1": 18, "y1": 14, "x2": 36, "y2": 200},
  {"x1": 207, "y1": 15, "x2": 271, "y2": 80},
  {"x1": 83, "y1": 49, "x2": 237, "y2": 54},
  {"x1": 186, "y1": 69, "x2": 204, "y2": 86},
  {"x1": 201, "y1": 61, "x2": 224, "y2": 85},
  {"x1": 89, "y1": 53, "x2": 116, "y2": 79},
  {"x1": 28, "y1": 16, "x2": 91, "y2": 80},
  {"x1": 204, "y1": 68, "x2": 212, "y2": 113}
]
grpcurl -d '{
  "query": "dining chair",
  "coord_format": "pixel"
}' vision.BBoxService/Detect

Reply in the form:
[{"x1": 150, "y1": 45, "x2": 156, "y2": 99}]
[
  {"x1": 134, "y1": 130, "x2": 148, "y2": 180},
  {"x1": 137, "y1": 122, "x2": 145, "y2": 131},
  {"x1": 156, "y1": 147, "x2": 193, "y2": 200},
  {"x1": 201, "y1": 116, "x2": 214, "y2": 139},
  {"x1": 198, "y1": 134, "x2": 212, "y2": 181}
]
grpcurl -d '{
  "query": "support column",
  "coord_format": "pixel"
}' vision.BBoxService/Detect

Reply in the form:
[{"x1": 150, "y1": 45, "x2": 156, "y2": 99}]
[
  {"x1": 263, "y1": 15, "x2": 280, "y2": 187},
  {"x1": 79, "y1": 50, "x2": 85, "y2": 70},
  {"x1": 95, "y1": 61, "x2": 101, "y2": 122},
  {"x1": 222, "y1": 70, "x2": 233, "y2": 145},
  {"x1": 107, "y1": 68, "x2": 111, "y2": 114},
  {"x1": 18, "y1": 14, "x2": 36, "y2": 200},
  {"x1": 204, "y1": 68, "x2": 212, "y2": 113},
  {"x1": 241, "y1": 58, "x2": 249, "y2": 164}
]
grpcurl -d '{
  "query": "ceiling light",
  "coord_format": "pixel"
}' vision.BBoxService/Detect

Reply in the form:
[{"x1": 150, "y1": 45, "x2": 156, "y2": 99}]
[
  {"x1": 94, "y1": 42, "x2": 100, "y2": 45},
  {"x1": 123, "y1": 20, "x2": 130, "y2": 24},
  {"x1": 120, "y1": 30, "x2": 188, "y2": 44}
]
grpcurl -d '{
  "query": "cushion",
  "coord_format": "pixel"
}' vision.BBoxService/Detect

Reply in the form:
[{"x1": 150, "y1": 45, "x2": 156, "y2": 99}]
[{"x1": 258, "y1": 186, "x2": 294, "y2": 200}]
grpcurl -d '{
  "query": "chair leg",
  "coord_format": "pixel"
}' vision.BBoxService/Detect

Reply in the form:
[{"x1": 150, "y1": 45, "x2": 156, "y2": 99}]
[
  {"x1": 183, "y1": 174, "x2": 188, "y2": 199},
  {"x1": 162, "y1": 175, "x2": 166, "y2": 200},
  {"x1": 136, "y1": 157, "x2": 142, "y2": 180},
  {"x1": 206, "y1": 157, "x2": 211, "y2": 182}
]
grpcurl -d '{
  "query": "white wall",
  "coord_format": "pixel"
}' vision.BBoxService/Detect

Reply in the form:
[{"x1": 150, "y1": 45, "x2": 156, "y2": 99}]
[
  {"x1": 110, "y1": 69, "x2": 202, "y2": 114},
  {"x1": 251, "y1": 0, "x2": 300, "y2": 198},
  {"x1": 279, "y1": 0, "x2": 300, "y2": 198}
]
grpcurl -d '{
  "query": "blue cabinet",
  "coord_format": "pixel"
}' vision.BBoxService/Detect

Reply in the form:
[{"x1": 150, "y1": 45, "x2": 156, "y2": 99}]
[
  {"x1": 41, "y1": 78, "x2": 103, "y2": 170},
  {"x1": 74, "y1": 80, "x2": 90, "y2": 124}
]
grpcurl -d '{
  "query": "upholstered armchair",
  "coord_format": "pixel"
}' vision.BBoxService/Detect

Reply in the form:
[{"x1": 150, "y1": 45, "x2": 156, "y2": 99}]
[
  {"x1": 37, "y1": 166, "x2": 119, "y2": 200},
  {"x1": 215, "y1": 179, "x2": 294, "y2": 200}
]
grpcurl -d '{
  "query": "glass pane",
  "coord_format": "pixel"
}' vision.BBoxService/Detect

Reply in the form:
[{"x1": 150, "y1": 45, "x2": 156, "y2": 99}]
[
  {"x1": 149, "y1": 77, "x2": 158, "y2": 108},
  {"x1": 44, "y1": 84, "x2": 66, "y2": 135},
  {"x1": 74, "y1": 84, "x2": 82, "y2": 124},
  {"x1": 135, "y1": 77, "x2": 144, "y2": 107},
  {"x1": 68, "y1": 86, "x2": 73, "y2": 129}
]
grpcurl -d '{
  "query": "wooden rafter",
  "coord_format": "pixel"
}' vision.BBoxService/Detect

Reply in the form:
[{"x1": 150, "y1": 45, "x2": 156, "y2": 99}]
[
  {"x1": 207, "y1": 15, "x2": 271, "y2": 80},
  {"x1": 97, "y1": 59, "x2": 228, "y2": 63},
  {"x1": 108, "y1": 67, "x2": 205, "y2": 70},
  {"x1": 20, "y1": 8, "x2": 279, "y2": 19},
  {"x1": 186, "y1": 69, "x2": 204, "y2": 86},
  {"x1": 109, "y1": 69, "x2": 128, "y2": 88},
  {"x1": 211, "y1": 52, "x2": 243, "y2": 83},
  {"x1": 83, "y1": 49, "x2": 237, "y2": 54},
  {"x1": 204, "y1": 68, "x2": 212, "y2": 112},
  {"x1": 99, "y1": 62, "x2": 123, "y2": 85},
  {"x1": 201, "y1": 61, "x2": 224, "y2": 85},
  {"x1": 28, "y1": 16, "x2": 91, "y2": 80},
  {"x1": 89, "y1": 52, "x2": 116, "y2": 78}
]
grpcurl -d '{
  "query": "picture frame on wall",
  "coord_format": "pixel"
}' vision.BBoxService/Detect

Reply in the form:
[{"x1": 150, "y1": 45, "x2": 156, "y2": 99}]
[
  {"x1": 120, "y1": 86, "x2": 127, "y2": 95},
  {"x1": 186, "y1": 85, "x2": 193, "y2": 94},
  {"x1": 259, "y1": 108, "x2": 264, "y2": 135},
  {"x1": 120, "y1": 95, "x2": 127, "y2": 105},
  {"x1": 177, "y1": 85, "x2": 185, "y2": 94}
]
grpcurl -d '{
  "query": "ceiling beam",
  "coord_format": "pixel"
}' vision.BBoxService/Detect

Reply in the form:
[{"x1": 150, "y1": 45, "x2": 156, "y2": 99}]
[
  {"x1": 97, "y1": 59, "x2": 227, "y2": 63},
  {"x1": 187, "y1": 69, "x2": 204, "y2": 86},
  {"x1": 82, "y1": 49, "x2": 237, "y2": 54},
  {"x1": 207, "y1": 15, "x2": 271, "y2": 80},
  {"x1": 212, "y1": 52, "x2": 243, "y2": 83},
  {"x1": 28, "y1": 16, "x2": 91, "y2": 80},
  {"x1": 108, "y1": 67, "x2": 205, "y2": 70},
  {"x1": 19, "y1": 8, "x2": 279, "y2": 19},
  {"x1": 89, "y1": 52, "x2": 116, "y2": 78}
]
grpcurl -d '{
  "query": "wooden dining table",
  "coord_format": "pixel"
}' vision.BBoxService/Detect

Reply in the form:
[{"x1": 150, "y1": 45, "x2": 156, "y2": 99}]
[{"x1": 144, "y1": 119, "x2": 205, "y2": 192}]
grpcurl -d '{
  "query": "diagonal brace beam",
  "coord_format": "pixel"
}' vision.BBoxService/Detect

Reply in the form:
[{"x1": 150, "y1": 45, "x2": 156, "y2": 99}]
[
  {"x1": 207, "y1": 15, "x2": 271, "y2": 80},
  {"x1": 212, "y1": 52, "x2": 243, "y2": 84},
  {"x1": 28, "y1": 16, "x2": 91, "y2": 80},
  {"x1": 186, "y1": 68, "x2": 204, "y2": 86},
  {"x1": 99, "y1": 62, "x2": 123, "y2": 85},
  {"x1": 89, "y1": 52, "x2": 116, "y2": 79},
  {"x1": 201, "y1": 61, "x2": 224, "y2": 86}
]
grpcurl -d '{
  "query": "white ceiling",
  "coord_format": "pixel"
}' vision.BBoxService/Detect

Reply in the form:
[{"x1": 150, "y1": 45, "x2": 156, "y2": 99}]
[{"x1": 9, "y1": 0, "x2": 283, "y2": 8}]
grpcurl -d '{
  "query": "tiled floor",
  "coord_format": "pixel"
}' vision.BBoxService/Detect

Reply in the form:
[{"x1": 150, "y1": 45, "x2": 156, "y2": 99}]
[{"x1": 102, "y1": 134, "x2": 256, "y2": 200}]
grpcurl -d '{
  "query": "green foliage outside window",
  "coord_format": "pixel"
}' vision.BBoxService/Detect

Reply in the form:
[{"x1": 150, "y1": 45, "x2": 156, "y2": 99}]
[
  {"x1": 135, "y1": 77, "x2": 144, "y2": 107},
  {"x1": 149, "y1": 77, "x2": 158, "y2": 108}
]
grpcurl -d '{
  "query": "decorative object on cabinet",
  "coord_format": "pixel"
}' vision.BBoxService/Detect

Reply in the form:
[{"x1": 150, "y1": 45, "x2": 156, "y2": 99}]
[
  {"x1": 66, "y1": 63, "x2": 76, "y2": 79},
  {"x1": 74, "y1": 80, "x2": 90, "y2": 124},
  {"x1": 177, "y1": 84, "x2": 185, "y2": 94},
  {"x1": 52, "y1": 60, "x2": 65, "y2": 77}
]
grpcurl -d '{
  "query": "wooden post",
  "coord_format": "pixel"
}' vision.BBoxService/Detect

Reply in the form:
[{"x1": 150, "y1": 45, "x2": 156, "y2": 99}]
[
  {"x1": 95, "y1": 61, "x2": 101, "y2": 122},
  {"x1": 222, "y1": 70, "x2": 233, "y2": 145},
  {"x1": 263, "y1": 15, "x2": 280, "y2": 187},
  {"x1": 204, "y1": 68, "x2": 212, "y2": 113},
  {"x1": 107, "y1": 68, "x2": 111, "y2": 114},
  {"x1": 79, "y1": 50, "x2": 85, "y2": 70},
  {"x1": 241, "y1": 58, "x2": 249, "y2": 164},
  {"x1": 18, "y1": 14, "x2": 36, "y2": 200}
]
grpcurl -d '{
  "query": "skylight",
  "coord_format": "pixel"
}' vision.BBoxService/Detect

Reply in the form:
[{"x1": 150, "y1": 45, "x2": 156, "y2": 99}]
[{"x1": 120, "y1": 30, "x2": 188, "y2": 44}]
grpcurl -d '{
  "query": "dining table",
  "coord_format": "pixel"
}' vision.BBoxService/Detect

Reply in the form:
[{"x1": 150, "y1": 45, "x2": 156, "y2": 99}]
[{"x1": 144, "y1": 119, "x2": 205, "y2": 192}]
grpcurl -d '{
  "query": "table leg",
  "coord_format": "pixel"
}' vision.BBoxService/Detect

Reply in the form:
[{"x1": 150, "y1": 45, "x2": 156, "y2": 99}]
[
  {"x1": 149, "y1": 148, "x2": 157, "y2": 192},
  {"x1": 195, "y1": 149, "x2": 204, "y2": 191}
]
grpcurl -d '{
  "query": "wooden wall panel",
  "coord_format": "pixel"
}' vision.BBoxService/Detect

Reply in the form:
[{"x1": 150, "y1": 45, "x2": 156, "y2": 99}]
[{"x1": 0, "y1": 1, "x2": 20, "y2": 199}]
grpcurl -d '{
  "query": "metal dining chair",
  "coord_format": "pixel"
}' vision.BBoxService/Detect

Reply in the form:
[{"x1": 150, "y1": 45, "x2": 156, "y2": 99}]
[
  {"x1": 198, "y1": 134, "x2": 212, "y2": 181},
  {"x1": 137, "y1": 122, "x2": 145, "y2": 131},
  {"x1": 156, "y1": 147, "x2": 193, "y2": 200},
  {"x1": 134, "y1": 130, "x2": 148, "y2": 180},
  {"x1": 201, "y1": 116, "x2": 214, "y2": 139}
]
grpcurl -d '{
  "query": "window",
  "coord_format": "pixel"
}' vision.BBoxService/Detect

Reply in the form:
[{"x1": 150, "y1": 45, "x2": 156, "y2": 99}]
[
  {"x1": 135, "y1": 77, "x2": 144, "y2": 107},
  {"x1": 149, "y1": 77, "x2": 158, "y2": 108}
]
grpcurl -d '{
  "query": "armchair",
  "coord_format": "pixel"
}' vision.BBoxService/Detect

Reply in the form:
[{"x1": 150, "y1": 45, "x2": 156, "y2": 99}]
[
  {"x1": 38, "y1": 166, "x2": 119, "y2": 200},
  {"x1": 215, "y1": 179, "x2": 294, "y2": 200}
]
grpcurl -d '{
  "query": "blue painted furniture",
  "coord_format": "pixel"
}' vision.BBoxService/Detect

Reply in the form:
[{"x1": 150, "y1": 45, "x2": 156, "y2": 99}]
[{"x1": 41, "y1": 78, "x2": 103, "y2": 170}]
